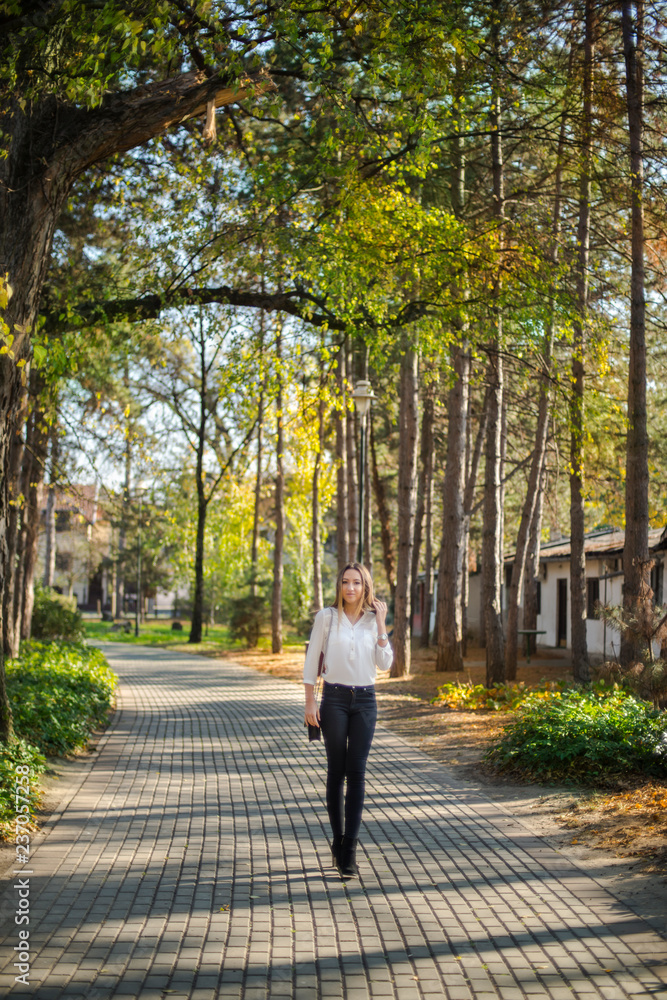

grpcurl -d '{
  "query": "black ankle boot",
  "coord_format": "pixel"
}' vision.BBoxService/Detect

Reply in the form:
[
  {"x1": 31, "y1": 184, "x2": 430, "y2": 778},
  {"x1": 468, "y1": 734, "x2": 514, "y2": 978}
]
[
  {"x1": 331, "y1": 835, "x2": 343, "y2": 867},
  {"x1": 338, "y1": 836, "x2": 359, "y2": 878}
]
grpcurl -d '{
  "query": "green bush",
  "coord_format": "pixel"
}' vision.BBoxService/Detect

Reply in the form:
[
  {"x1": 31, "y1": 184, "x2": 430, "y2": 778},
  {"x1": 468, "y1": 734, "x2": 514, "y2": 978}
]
[
  {"x1": 31, "y1": 586, "x2": 85, "y2": 642},
  {"x1": 432, "y1": 679, "x2": 568, "y2": 711},
  {"x1": 0, "y1": 641, "x2": 116, "y2": 834},
  {"x1": 228, "y1": 594, "x2": 269, "y2": 648},
  {"x1": 7, "y1": 642, "x2": 117, "y2": 754},
  {"x1": 486, "y1": 687, "x2": 667, "y2": 783},
  {"x1": 0, "y1": 739, "x2": 46, "y2": 824}
]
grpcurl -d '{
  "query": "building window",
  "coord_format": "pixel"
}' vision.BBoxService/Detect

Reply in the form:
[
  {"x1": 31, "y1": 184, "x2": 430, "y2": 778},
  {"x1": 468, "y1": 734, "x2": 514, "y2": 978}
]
[
  {"x1": 55, "y1": 510, "x2": 71, "y2": 532},
  {"x1": 55, "y1": 552, "x2": 73, "y2": 573},
  {"x1": 586, "y1": 578, "x2": 600, "y2": 619},
  {"x1": 535, "y1": 580, "x2": 541, "y2": 616}
]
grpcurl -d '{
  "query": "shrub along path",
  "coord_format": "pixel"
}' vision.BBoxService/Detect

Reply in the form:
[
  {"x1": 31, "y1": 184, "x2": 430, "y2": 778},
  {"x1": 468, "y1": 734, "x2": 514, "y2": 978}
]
[{"x1": 0, "y1": 643, "x2": 666, "y2": 999}]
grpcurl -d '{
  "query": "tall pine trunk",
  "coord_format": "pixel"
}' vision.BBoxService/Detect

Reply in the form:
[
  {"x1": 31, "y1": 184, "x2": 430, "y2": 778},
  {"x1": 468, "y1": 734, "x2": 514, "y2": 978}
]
[
  {"x1": 312, "y1": 391, "x2": 325, "y2": 611},
  {"x1": 483, "y1": 347, "x2": 505, "y2": 685},
  {"x1": 463, "y1": 393, "x2": 489, "y2": 652},
  {"x1": 43, "y1": 427, "x2": 58, "y2": 589},
  {"x1": 410, "y1": 385, "x2": 434, "y2": 631},
  {"x1": 346, "y1": 344, "x2": 359, "y2": 563},
  {"x1": 370, "y1": 414, "x2": 397, "y2": 598},
  {"x1": 436, "y1": 347, "x2": 470, "y2": 671},
  {"x1": 435, "y1": 79, "x2": 469, "y2": 670},
  {"x1": 391, "y1": 341, "x2": 419, "y2": 677},
  {"x1": 417, "y1": 388, "x2": 435, "y2": 647},
  {"x1": 250, "y1": 313, "x2": 266, "y2": 597},
  {"x1": 504, "y1": 54, "x2": 570, "y2": 679},
  {"x1": 3, "y1": 389, "x2": 28, "y2": 659},
  {"x1": 523, "y1": 464, "x2": 547, "y2": 650},
  {"x1": 621, "y1": 0, "x2": 649, "y2": 663},
  {"x1": 570, "y1": 0, "x2": 595, "y2": 682},
  {"x1": 20, "y1": 394, "x2": 49, "y2": 640},
  {"x1": 272, "y1": 323, "x2": 285, "y2": 654},
  {"x1": 250, "y1": 390, "x2": 264, "y2": 597},
  {"x1": 188, "y1": 318, "x2": 209, "y2": 645},
  {"x1": 483, "y1": 21, "x2": 506, "y2": 686}
]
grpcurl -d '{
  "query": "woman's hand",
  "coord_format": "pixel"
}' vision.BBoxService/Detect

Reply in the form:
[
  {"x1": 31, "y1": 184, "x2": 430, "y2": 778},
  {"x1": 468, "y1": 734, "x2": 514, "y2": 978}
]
[
  {"x1": 304, "y1": 684, "x2": 320, "y2": 728},
  {"x1": 372, "y1": 598, "x2": 388, "y2": 635}
]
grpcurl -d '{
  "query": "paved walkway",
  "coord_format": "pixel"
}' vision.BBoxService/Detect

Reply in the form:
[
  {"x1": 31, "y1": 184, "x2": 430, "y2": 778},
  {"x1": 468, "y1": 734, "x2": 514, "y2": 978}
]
[{"x1": 1, "y1": 644, "x2": 666, "y2": 1000}]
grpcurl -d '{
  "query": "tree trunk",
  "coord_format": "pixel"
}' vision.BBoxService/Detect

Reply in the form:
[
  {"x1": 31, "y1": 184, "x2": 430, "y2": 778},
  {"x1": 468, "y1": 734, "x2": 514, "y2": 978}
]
[
  {"x1": 391, "y1": 341, "x2": 419, "y2": 677},
  {"x1": 483, "y1": 41, "x2": 506, "y2": 686},
  {"x1": 189, "y1": 321, "x2": 209, "y2": 646},
  {"x1": 346, "y1": 344, "x2": 359, "y2": 563},
  {"x1": 504, "y1": 354, "x2": 552, "y2": 680},
  {"x1": 364, "y1": 421, "x2": 373, "y2": 572},
  {"x1": 12, "y1": 401, "x2": 36, "y2": 650},
  {"x1": 483, "y1": 348, "x2": 505, "y2": 685},
  {"x1": 335, "y1": 344, "x2": 349, "y2": 569},
  {"x1": 250, "y1": 387, "x2": 264, "y2": 597},
  {"x1": 312, "y1": 392, "x2": 325, "y2": 611},
  {"x1": 418, "y1": 390, "x2": 436, "y2": 648},
  {"x1": 370, "y1": 413, "x2": 397, "y2": 599},
  {"x1": 3, "y1": 390, "x2": 28, "y2": 659},
  {"x1": 272, "y1": 360, "x2": 285, "y2": 650},
  {"x1": 621, "y1": 0, "x2": 649, "y2": 664},
  {"x1": 116, "y1": 362, "x2": 131, "y2": 617},
  {"x1": 410, "y1": 383, "x2": 435, "y2": 631},
  {"x1": 272, "y1": 321, "x2": 285, "y2": 654},
  {"x1": 523, "y1": 463, "x2": 547, "y2": 651},
  {"x1": 15, "y1": 376, "x2": 49, "y2": 644},
  {"x1": 570, "y1": 0, "x2": 595, "y2": 682},
  {"x1": 43, "y1": 429, "x2": 58, "y2": 589},
  {"x1": 463, "y1": 394, "x2": 489, "y2": 653},
  {"x1": 504, "y1": 67, "x2": 569, "y2": 677},
  {"x1": 20, "y1": 396, "x2": 49, "y2": 641},
  {"x1": 434, "y1": 68, "x2": 469, "y2": 669},
  {"x1": 436, "y1": 347, "x2": 470, "y2": 671}
]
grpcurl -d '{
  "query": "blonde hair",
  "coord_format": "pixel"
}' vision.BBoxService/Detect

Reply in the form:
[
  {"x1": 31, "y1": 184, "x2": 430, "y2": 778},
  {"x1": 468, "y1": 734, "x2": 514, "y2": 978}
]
[{"x1": 332, "y1": 562, "x2": 375, "y2": 617}]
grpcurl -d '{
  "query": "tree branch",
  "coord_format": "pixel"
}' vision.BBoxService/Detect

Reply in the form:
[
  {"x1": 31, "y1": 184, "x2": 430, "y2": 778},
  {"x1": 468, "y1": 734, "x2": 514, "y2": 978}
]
[
  {"x1": 42, "y1": 285, "x2": 349, "y2": 332},
  {"x1": 49, "y1": 69, "x2": 273, "y2": 178}
]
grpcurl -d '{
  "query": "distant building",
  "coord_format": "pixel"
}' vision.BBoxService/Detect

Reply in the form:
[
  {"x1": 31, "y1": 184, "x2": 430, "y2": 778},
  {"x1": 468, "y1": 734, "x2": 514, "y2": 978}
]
[
  {"x1": 35, "y1": 484, "x2": 182, "y2": 616},
  {"x1": 37, "y1": 483, "x2": 113, "y2": 609}
]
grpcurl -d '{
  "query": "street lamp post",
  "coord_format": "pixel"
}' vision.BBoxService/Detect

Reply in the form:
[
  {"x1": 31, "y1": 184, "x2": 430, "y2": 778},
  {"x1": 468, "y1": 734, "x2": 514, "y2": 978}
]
[{"x1": 352, "y1": 379, "x2": 374, "y2": 565}]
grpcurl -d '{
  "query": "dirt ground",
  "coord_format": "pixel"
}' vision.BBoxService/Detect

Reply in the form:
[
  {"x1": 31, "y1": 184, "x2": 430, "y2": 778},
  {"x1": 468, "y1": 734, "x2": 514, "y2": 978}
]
[{"x1": 213, "y1": 642, "x2": 667, "y2": 874}]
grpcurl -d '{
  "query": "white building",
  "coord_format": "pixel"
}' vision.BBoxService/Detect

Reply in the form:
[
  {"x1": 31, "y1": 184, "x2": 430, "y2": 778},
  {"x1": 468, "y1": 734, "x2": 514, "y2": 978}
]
[{"x1": 415, "y1": 526, "x2": 666, "y2": 659}]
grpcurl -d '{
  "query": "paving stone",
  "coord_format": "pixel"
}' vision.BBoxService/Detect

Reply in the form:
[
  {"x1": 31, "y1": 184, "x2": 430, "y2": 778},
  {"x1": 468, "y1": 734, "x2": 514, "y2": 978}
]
[{"x1": 0, "y1": 644, "x2": 665, "y2": 1000}]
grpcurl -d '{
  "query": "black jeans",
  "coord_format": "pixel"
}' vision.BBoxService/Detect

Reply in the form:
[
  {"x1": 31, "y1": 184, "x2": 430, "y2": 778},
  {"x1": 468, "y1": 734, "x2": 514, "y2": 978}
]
[{"x1": 319, "y1": 682, "x2": 377, "y2": 841}]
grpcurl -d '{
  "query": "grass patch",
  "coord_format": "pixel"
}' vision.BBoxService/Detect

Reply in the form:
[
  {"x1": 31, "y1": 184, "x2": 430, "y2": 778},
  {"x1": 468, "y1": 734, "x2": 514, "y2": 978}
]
[
  {"x1": 84, "y1": 618, "x2": 307, "y2": 649},
  {"x1": 486, "y1": 686, "x2": 667, "y2": 784}
]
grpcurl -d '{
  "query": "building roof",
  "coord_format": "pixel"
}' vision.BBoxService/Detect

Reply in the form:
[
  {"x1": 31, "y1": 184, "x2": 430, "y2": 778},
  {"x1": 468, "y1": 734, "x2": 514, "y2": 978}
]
[
  {"x1": 525, "y1": 527, "x2": 665, "y2": 563},
  {"x1": 37, "y1": 483, "x2": 114, "y2": 525}
]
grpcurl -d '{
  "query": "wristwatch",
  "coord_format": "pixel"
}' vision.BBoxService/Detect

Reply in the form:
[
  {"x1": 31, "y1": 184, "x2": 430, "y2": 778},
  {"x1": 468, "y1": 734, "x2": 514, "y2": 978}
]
[{"x1": 377, "y1": 633, "x2": 389, "y2": 642}]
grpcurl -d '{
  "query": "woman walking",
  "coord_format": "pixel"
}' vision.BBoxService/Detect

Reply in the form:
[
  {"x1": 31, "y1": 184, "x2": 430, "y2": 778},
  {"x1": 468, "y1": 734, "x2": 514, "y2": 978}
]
[{"x1": 304, "y1": 562, "x2": 392, "y2": 878}]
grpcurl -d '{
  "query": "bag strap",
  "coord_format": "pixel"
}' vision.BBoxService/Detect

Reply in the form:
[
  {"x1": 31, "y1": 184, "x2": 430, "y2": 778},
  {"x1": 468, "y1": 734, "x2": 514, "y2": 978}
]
[
  {"x1": 315, "y1": 607, "x2": 333, "y2": 698},
  {"x1": 322, "y1": 606, "x2": 333, "y2": 664}
]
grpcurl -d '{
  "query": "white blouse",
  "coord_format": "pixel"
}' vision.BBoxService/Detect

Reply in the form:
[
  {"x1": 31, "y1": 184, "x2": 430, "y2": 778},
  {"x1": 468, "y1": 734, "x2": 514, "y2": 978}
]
[{"x1": 303, "y1": 607, "x2": 393, "y2": 687}]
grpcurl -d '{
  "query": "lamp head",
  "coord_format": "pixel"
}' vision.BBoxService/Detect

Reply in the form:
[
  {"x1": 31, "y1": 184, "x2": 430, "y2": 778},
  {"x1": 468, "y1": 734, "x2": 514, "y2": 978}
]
[{"x1": 352, "y1": 379, "x2": 374, "y2": 417}]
